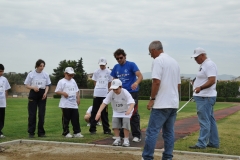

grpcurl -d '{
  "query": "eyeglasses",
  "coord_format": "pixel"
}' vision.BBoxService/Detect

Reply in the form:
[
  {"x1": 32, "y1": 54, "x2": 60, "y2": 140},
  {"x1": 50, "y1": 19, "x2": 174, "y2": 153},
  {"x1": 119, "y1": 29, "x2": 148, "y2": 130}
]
[
  {"x1": 116, "y1": 56, "x2": 124, "y2": 60},
  {"x1": 67, "y1": 73, "x2": 74, "y2": 77}
]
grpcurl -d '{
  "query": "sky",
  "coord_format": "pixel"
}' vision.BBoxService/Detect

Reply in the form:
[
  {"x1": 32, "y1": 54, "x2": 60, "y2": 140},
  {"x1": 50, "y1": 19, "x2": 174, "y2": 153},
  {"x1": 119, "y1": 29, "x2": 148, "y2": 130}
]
[{"x1": 0, "y1": 0, "x2": 240, "y2": 77}]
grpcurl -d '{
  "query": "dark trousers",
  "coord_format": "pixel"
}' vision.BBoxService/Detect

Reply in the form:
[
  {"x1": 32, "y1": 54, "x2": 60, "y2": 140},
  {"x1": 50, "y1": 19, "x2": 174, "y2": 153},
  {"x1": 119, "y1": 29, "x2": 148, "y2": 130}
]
[
  {"x1": 62, "y1": 108, "x2": 81, "y2": 135},
  {"x1": 120, "y1": 92, "x2": 141, "y2": 138},
  {"x1": 0, "y1": 108, "x2": 5, "y2": 135},
  {"x1": 28, "y1": 89, "x2": 46, "y2": 136},
  {"x1": 89, "y1": 97, "x2": 111, "y2": 133}
]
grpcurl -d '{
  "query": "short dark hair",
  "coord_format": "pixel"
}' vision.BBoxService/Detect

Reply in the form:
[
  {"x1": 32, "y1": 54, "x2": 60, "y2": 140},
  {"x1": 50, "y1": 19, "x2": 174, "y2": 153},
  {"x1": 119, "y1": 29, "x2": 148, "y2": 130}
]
[
  {"x1": 35, "y1": 59, "x2": 45, "y2": 68},
  {"x1": 113, "y1": 48, "x2": 127, "y2": 58},
  {"x1": 0, "y1": 64, "x2": 4, "y2": 70}
]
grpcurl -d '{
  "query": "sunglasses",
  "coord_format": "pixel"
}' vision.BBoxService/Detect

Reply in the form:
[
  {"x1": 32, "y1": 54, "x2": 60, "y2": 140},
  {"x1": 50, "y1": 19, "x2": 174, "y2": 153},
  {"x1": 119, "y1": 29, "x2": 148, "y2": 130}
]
[{"x1": 116, "y1": 56, "x2": 124, "y2": 60}]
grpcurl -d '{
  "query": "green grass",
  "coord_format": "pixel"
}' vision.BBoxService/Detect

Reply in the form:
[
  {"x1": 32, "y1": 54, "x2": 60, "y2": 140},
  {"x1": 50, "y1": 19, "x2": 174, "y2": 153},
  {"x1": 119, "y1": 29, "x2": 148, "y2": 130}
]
[{"x1": 0, "y1": 98, "x2": 239, "y2": 155}]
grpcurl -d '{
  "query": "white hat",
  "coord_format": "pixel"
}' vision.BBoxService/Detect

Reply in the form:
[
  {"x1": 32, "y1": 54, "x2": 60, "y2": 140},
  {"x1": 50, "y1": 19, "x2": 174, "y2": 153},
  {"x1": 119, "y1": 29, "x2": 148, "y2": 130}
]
[
  {"x1": 109, "y1": 79, "x2": 122, "y2": 89},
  {"x1": 64, "y1": 67, "x2": 75, "y2": 74},
  {"x1": 191, "y1": 47, "x2": 206, "y2": 58},
  {"x1": 98, "y1": 57, "x2": 107, "y2": 65}
]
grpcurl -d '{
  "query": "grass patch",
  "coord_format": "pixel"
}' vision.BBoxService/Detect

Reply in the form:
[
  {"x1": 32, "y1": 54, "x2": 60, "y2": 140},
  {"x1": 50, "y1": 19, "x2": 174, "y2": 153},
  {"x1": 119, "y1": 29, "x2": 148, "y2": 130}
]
[{"x1": 0, "y1": 98, "x2": 239, "y2": 155}]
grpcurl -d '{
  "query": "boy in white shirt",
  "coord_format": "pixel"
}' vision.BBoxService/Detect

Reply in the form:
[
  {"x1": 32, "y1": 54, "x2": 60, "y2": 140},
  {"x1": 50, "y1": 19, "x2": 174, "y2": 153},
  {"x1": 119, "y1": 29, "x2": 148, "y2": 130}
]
[
  {"x1": 0, "y1": 64, "x2": 11, "y2": 138},
  {"x1": 84, "y1": 106, "x2": 101, "y2": 126},
  {"x1": 95, "y1": 79, "x2": 135, "y2": 147},
  {"x1": 55, "y1": 67, "x2": 83, "y2": 138}
]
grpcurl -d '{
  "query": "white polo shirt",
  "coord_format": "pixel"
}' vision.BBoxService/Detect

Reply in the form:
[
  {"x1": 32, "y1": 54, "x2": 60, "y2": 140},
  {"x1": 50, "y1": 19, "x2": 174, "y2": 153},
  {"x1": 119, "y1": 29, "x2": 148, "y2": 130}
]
[
  {"x1": 0, "y1": 76, "x2": 11, "y2": 108},
  {"x1": 193, "y1": 58, "x2": 217, "y2": 97},
  {"x1": 151, "y1": 53, "x2": 181, "y2": 109}
]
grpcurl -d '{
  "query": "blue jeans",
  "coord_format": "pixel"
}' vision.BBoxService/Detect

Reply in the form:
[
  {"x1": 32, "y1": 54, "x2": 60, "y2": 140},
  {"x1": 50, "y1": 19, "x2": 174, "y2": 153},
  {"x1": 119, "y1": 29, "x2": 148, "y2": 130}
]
[
  {"x1": 142, "y1": 108, "x2": 177, "y2": 160},
  {"x1": 194, "y1": 96, "x2": 219, "y2": 148}
]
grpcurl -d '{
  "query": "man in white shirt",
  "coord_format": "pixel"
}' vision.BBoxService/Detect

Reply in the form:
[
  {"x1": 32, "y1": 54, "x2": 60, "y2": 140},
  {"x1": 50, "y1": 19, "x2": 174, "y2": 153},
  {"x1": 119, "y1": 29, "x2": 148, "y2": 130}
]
[
  {"x1": 142, "y1": 41, "x2": 181, "y2": 160},
  {"x1": 89, "y1": 57, "x2": 112, "y2": 135},
  {"x1": 189, "y1": 47, "x2": 219, "y2": 149}
]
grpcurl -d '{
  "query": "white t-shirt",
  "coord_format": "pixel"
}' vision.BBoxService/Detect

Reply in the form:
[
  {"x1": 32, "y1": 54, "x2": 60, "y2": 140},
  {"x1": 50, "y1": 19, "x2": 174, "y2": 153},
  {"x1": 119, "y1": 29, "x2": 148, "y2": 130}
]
[
  {"x1": 55, "y1": 78, "x2": 79, "y2": 109},
  {"x1": 193, "y1": 58, "x2": 217, "y2": 97},
  {"x1": 92, "y1": 68, "x2": 113, "y2": 97},
  {"x1": 24, "y1": 70, "x2": 51, "y2": 89},
  {"x1": 103, "y1": 88, "x2": 135, "y2": 118},
  {"x1": 0, "y1": 76, "x2": 11, "y2": 108},
  {"x1": 86, "y1": 106, "x2": 92, "y2": 114},
  {"x1": 151, "y1": 53, "x2": 181, "y2": 109}
]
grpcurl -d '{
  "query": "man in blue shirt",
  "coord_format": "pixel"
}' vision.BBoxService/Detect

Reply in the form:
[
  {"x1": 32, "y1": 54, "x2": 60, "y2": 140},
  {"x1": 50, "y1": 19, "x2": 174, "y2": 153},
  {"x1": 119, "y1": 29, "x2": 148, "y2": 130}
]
[{"x1": 111, "y1": 48, "x2": 143, "y2": 142}]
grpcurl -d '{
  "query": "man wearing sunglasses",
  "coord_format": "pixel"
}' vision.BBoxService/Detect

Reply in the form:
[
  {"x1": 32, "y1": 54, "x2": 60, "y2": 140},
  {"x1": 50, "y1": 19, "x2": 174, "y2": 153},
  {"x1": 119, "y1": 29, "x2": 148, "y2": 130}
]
[{"x1": 111, "y1": 48, "x2": 143, "y2": 143}]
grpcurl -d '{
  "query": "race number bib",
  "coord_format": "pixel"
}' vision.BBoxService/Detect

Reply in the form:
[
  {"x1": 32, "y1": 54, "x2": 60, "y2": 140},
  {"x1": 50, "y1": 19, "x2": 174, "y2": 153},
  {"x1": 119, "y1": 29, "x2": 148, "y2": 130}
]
[
  {"x1": 0, "y1": 85, "x2": 4, "y2": 99},
  {"x1": 64, "y1": 86, "x2": 76, "y2": 102},
  {"x1": 112, "y1": 101, "x2": 128, "y2": 113},
  {"x1": 32, "y1": 79, "x2": 46, "y2": 89},
  {"x1": 96, "y1": 78, "x2": 108, "y2": 89}
]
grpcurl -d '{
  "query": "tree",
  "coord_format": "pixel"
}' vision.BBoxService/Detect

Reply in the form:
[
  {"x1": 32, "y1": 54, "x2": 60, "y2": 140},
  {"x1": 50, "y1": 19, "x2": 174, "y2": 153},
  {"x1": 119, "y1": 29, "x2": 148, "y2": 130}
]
[{"x1": 52, "y1": 58, "x2": 88, "y2": 88}]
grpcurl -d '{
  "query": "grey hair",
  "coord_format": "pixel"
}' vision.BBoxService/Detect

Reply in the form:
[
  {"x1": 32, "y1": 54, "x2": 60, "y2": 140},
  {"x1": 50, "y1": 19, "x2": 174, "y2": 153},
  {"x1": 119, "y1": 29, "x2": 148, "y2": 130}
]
[{"x1": 149, "y1": 41, "x2": 163, "y2": 50}]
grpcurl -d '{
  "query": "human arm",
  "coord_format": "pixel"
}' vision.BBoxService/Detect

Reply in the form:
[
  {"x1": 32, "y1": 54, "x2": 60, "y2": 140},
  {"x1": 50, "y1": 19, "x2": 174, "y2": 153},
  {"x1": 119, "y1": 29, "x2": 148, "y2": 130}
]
[
  {"x1": 95, "y1": 103, "x2": 107, "y2": 121},
  {"x1": 25, "y1": 84, "x2": 39, "y2": 92},
  {"x1": 125, "y1": 103, "x2": 135, "y2": 115},
  {"x1": 55, "y1": 91, "x2": 68, "y2": 98},
  {"x1": 194, "y1": 76, "x2": 216, "y2": 93},
  {"x1": 147, "y1": 78, "x2": 161, "y2": 110},
  {"x1": 131, "y1": 71, "x2": 143, "y2": 90},
  {"x1": 76, "y1": 90, "x2": 80, "y2": 105},
  {"x1": 42, "y1": 85, "x2": 49, "y2": 100}
]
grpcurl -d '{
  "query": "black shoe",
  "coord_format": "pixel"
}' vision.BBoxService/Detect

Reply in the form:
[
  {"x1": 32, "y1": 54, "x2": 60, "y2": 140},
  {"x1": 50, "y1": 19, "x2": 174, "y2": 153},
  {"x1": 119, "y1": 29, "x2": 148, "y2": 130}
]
[
  {"x1": 104, "y1": 131, "x2": 113, "y2": 135},
  {"x1": 207, "y1": 144, "x2": 219, "y2": 149},
  {"x1": 189, "y1": 145, "x2": 205, "y2": 149},
  {"x1": 90, "y1": 131, "x2": 96, "y2": 135},
  {"x1": 29, "y1": 134, "x2": 34, "y2": 138},
  {"x1": 38, "y1": 134, "x2": 46, "y2": 137}
]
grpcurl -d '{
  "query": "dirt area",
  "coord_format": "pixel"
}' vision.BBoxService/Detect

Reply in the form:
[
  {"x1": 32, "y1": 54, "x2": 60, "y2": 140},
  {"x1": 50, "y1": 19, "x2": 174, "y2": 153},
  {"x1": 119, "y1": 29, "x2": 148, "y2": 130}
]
[{"x1": 0, "y1": 142, "x2": 238, "y2": 160}]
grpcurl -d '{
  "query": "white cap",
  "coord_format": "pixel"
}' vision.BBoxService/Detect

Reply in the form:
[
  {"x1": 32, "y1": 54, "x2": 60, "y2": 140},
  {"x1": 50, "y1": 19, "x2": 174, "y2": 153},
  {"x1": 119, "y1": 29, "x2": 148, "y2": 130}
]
[
  {"x1": 109, "y1": 79, "x2": 122, "y2": 89},
  {"x1": 64, "y1": 67, "x2": 75, "y2": 74},
  {"x1": 191, "y1": 47, "x2": 206, "y2": 58},
  {"x1": 98, "y1": 57, "x2": 107, "y2": 65}
]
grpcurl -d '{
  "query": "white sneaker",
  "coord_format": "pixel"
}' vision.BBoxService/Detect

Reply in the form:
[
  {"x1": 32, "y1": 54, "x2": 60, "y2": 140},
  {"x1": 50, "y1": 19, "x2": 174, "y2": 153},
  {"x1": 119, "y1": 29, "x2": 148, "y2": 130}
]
[
  {"x1": 122, "y1": 140, "x2": 130, "y2": 147},
  {"x1": 87, "y1": 123, "x2": 90, "y2": 126},
  {"x1": 97, "y1": 122, "x2": 102, "y2": 126},
  {"x1": 73, "y1": 133, "x2": 84, "y2": 138},
  {"x1": 132, "y1": 137, "x2": 141, "y2": 142},
  {"x1": 0, "y1": 134, "x2": 5, "y2": 138},
  {"x1": 112, "y1": 139, "x2": 121, "y2": 146},
  {"x1": 65, "y1": 133, "x2": 73, "y2": 138}
]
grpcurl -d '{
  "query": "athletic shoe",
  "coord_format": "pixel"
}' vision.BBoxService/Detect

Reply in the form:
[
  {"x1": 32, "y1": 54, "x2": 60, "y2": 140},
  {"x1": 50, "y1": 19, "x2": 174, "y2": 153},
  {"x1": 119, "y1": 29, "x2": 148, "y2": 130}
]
[
  {"x1": 132, "y1": 137, "x2": 141, "y2": 142},
  {"x1": 65, "y1": 133, "x2": 73, "y2": 138},
  {"x1": 122, "y1": 140, "x2": 130, "y2": 147},
  {"x1": 28, "y1": 134, "x2": 34, "y2": 138},
  {"x1": 0, "y1": 134, "x2": 5, "y2": 138},
  {"x1": 97, "y1": 122, "x2": 102, "y2": 126},
  {"x1": 73, "y1": 133, "x2": 84, "y2": 138},
  {"x1": 87, "y1": 123, "x2": 90, "y2": 126},
  {"x1": 112, "y1": 139, "x2": 121, "y2": 146}
]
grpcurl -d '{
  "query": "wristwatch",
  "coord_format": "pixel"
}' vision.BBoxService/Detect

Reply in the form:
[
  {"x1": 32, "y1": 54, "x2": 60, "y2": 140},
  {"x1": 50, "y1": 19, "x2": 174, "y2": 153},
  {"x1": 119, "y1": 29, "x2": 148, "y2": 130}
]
[{"x1": 150, "y1": 97, "x2": 155, "y2": 100}]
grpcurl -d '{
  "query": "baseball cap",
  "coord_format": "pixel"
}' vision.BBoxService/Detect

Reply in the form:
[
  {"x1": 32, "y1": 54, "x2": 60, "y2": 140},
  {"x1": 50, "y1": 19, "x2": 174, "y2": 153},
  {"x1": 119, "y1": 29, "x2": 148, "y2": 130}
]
[
  {"x1": 191, "y1": 47, "x2": 206, "y2": 58},
  {"x1": 64, "y1": 67, "x2": 75, "y2": 74},
  {"x1": 98, "y1": 57, "x2": 107, "y2": 65},
  {"x1": 109, "y1": 79, "x2": 122, "y2": 89}
]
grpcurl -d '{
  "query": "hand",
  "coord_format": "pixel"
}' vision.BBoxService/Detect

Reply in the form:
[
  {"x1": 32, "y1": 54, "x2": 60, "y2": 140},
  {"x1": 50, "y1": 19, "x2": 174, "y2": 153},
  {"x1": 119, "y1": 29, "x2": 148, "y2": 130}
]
[
  {"x1": 33, "y1": 87, "x2": 39, "y2": 92},
  {"x1": 194, "y1": 87, "x2": 201, "y2": 93},
  {"x1": 125, "y1": 110, "x2": 131, "y2": 115},
  {"x1": 131, "y1": 82, "x2": 138, "y2": 90},
  {"x1": 147, "y1": 100, "x2": 154, "y2": 110},
  {"x1": 42, "y1": 93, "x2": 47, "y2": 100},
  {"x1": 62, "y1": 92, "x2": 69, "y2": 98},
  {"x1": 95, "y1": 113, "x2": 101, "y2": 121}
]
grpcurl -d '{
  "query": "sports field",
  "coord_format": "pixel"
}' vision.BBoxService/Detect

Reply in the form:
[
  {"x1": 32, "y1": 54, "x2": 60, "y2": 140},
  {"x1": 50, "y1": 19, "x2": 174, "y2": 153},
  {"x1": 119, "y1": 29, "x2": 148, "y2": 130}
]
[{"x1": 0, "y1": 98, "x2": 240, "y2": 156}]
